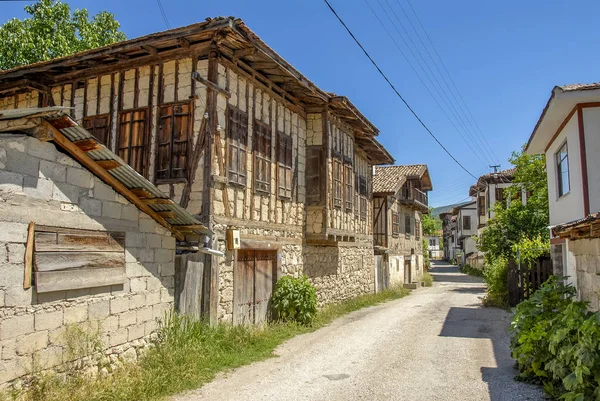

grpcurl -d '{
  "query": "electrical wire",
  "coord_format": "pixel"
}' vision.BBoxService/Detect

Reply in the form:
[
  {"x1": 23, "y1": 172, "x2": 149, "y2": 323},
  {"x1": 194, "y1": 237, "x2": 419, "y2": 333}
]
[
  {"x1": 322, "y1": 0, "x2": 478, "y2": 180},
  {"x1": 156, "y1": 0, "x2": 171, "y2": 30}
]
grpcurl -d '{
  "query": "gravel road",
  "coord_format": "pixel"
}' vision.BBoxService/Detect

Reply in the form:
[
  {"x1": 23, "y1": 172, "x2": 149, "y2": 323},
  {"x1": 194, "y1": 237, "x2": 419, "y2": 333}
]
[{"x1": 173, "y1": 261, "x2": 545, "y2": 401}]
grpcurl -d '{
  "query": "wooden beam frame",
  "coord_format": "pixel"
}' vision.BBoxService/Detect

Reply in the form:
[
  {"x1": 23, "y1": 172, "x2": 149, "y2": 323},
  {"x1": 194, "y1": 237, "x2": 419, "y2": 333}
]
[
  {"x1": 41, "y1": 121, "x2": 184, "y2": 240},
  {"x1": 191, "y1": 71, "x2": 231, "y2": 98},
  {"x1": 233, "y1": 47, "x2": 255, "y2": 59}
]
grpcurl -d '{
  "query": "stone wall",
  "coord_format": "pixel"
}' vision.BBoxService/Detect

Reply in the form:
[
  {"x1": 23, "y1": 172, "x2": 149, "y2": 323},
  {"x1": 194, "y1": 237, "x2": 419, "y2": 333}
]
[
  {"x1": 303, "y1": 242, "x2": 374, "y2": 306},
  {"x1": 0, "y1": 135, "x2": 176, "y2": 388},
  {"x1": 569, "y1": 238, "x2": 600, "y2": 311}
]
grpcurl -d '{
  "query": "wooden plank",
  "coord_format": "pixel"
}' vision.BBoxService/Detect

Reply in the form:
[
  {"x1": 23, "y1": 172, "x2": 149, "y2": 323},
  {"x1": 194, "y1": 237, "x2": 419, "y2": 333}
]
[
  {"x1": 35, "y1": 251, "x2": 125, "y2": 272},
  {"x1": 192, "y1": 71, "x2": 231, "y2": 98},
  {"x1": 74, "y1": 138, "x2": 102, "y2": 152},
  {"x1": 129, "y1": 188, "x2": 153, "y2": 199},
  {"x1": 45, "y1": 122, "x2": 184, "y2": 240},
  {"x1": 141, "y1": 45, "x2": 158, "y2": 55},
  {"x1": 233, "y1": 47, "x2": 255, "y2": 59},
  {"x1": 144, "y1": 198, "x2": 174, "y2": 205},
  {"x1": 175, "y1": 254, "x2": 205, "y2": 320},
  {"x1": 23, "y1": 222, "x2": 35, "y2": 289},
  {"x1": 157, "y1": 211, "x2": 177, "y2": 219},
  {"x1": 36, "y1": 267, "x2": 126, "y2": 293},
  {"x1": 96, "y1": 159, "x2": 122, "y2": 170},
  {"x1": 35, "y1": 231, "x2": 125, "y2": 252}
]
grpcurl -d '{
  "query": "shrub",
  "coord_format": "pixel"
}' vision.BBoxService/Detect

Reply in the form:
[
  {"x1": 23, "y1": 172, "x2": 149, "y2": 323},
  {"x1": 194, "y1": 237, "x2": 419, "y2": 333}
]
[
  {"x1": 421, "y1": 272, "x2": 433, "y2": 287},
  {"x1": 510, "y1": 277, "x2": 600, "y2": 400},
  {"x1": 271, "y1": 275, "x2": 318, "y2": 325},
  {"x1": 482, "y1": 257, "x2": 509, "y2": 307},
  {"x1": 461, "y1": 263, "x2": 484, "y2": 277}
]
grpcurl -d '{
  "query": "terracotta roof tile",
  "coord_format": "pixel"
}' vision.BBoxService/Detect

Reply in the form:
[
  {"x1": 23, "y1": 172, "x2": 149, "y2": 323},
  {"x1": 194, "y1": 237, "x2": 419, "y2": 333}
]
[
  {"x1": 373, "y1": 165, "x2": 427, "y2": 194},
  {"x1": 558, "y1": 83, "x2": 600, "y2": 92}
]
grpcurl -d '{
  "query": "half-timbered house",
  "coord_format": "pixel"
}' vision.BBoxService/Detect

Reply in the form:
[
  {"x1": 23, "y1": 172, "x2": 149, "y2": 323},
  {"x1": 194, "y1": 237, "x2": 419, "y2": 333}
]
[{"x1": 0, "y1": 17, "x2": 393, "y2": 326}]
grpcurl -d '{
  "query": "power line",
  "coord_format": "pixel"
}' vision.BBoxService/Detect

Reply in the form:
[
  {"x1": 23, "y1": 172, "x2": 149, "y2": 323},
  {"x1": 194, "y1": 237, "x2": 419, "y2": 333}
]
[
  {"x1": 322, "y1": 0, "x2": 478, "y2": 179},
  {"x1": 156, "y1": 0, "x2": 171, "y2": 29},
  {"x1": 364, "y1": 0, "x2": 490, "y2": 168},
  {"x1": 404, "y1": 0, "x2": 499, "y2": 164}
]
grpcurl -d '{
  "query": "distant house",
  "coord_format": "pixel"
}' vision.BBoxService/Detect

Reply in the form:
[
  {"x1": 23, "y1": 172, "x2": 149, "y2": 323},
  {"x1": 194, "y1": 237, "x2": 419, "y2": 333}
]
[
  {"x1": 372, "y1": 165, "x2": 432, "y2": 290},
  {"x1": 452, "y1": 201, "x2": 478, "y2": 266},
  {"x1": 470, "y1": 169, "x2": 519, "y2": 233},
  {"x1": 425, "y1": 232, "x2": 443, "y2": 260},
  {"x1": 526, "y1": 83, "x2": 600, "y2": 310},
  {"x1": 440, "y1": 211, "x2": 455, "y2": 262}
]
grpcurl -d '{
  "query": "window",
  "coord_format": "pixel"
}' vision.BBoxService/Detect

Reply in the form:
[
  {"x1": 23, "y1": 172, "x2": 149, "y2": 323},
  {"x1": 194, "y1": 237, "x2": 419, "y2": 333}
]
[
  {"x1": 429, "y1": 238, "x2": 436, "y2": 247},
  {"x1": 359, "y1": 175, "x2": 367, "y2": 220},
  {"x1": 277, "y1": 132, "x2": 293, "y2": 199},
  {"x1": 83, "y1": 114, "x2": 110, "y2": 146},
  {"x1": 556, "y1": 142, "x2": 570, "y2": 197},
  {"x1": 156, "y1": 102, "x2": 191, "y2": 181},
  {"x1": 333, "y1": 159, "x2": 343, "y2": 209},
  {"x1": 227, "y1": 106, "x2": 249, "y2": 186},
  {"x1": 254, "y1": 120, "x2": 272, "y2": 193},
  {"x1": 416, "y1": 220, "x2": 421, "y2": 239},
  {"x1": 354, "y1": 171, "x2": 359, "y2": 217},
  {"x1": 405, "y1": 214, "x2": 412, "y2": 236},
  {"x1": 463, "y1": 215, "x2": 471, "y2": 230},
  {"x1": 118, "y1": 108, "x2": 149, "y2": 177},
  {"x1": 478, "y1": 195, "x2": 485, "y2": 217},
  {"x1": 344, "y1": 165, "x2": 353, "y2": 211},
  {"x1": 495, "y1": 187, "x2": 505, "y2": 204},
  {"x1": 391, "y1": 212, "x2": 400, "y2": 237}
]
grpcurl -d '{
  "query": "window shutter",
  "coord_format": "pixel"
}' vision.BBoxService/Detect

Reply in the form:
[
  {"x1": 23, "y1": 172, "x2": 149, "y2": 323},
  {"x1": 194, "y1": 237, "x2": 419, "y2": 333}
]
[
  {"x1": 83, "y1": 114, "x2": 110, "y2": 146},
  {"x1": 118, "y1": 108, "x2": 149, "y2": 177},
  {"x1": 306, "y1": 146, "x2": 322, "y2": 204},
  {"x1": 227, "y1": 106, "x2": 248, "y2": 186}
]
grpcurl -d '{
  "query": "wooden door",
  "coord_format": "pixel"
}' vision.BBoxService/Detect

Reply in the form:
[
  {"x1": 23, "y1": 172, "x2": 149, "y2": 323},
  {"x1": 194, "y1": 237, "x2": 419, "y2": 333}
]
[
  {"x1": 404, "y1": 259, "x2": 411, "y2": 283},
  {"x1": 234, "y1": 250, "x2": 276, "y2": 325}
]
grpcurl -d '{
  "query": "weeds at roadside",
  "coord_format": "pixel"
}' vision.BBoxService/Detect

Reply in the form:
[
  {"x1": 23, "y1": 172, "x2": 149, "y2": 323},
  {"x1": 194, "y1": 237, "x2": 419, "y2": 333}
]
[
  {"x1": 421, "y1": 272, "x2": 433, "y2": 287},
  {"x1": 7, "y1": 286, "x2": 410, "y2": 401}
]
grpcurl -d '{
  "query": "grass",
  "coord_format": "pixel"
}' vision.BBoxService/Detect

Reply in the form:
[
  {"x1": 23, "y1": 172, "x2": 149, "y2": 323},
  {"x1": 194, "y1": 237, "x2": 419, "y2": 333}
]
[
  {"x1": 7, "y1": 286, "x2": 410, "y2": 401},
  {"x1": 421, "y1": 272, "x2": 433, "y2": 287},
  {"x1": 461, "y1": 263, "x2": 484, "y2": 277}
]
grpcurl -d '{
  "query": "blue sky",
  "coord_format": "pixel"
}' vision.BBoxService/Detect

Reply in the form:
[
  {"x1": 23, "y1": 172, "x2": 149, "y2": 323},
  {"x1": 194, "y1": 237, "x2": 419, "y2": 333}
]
[{"x1": 3, "y1": 0, "x2": 599, "y2": 207}]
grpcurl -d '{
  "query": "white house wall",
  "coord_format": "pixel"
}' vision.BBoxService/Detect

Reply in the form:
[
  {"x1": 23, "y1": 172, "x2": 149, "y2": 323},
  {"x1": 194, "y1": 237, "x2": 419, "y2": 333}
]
[{"x1": 582, "y1": 107, "x2": 600, "y2": 214}]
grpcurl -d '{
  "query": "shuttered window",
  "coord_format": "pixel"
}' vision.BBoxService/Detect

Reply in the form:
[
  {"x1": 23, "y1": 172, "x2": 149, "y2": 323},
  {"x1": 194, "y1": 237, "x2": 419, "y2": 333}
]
[
  {"x1": 277, "y1": 132, "x2": 293, "y2": 199},
  {"x1": 405, "y1": 214, "x2": 412, "y2": 235},
  {"x1": 478, "y1": 196, "x2": 485, "y2": 216},
  {"x1": 227, "y1": 106, "x2": 248, "y2": 186},
  {"x1": 354, "y1": 171, "x2": 359, "y2": 217},
  {"x1": 392, "y1": 211, "x2": 400, "y2": 237},
  {"x1": 306, "y1": 146, "x2": 322, "y2": 204},
  {"x1": 344, "y1": 165, "x2": 353, "y2": 211},
  {"x1": 333, "y1": 159, "x2": 343, "y2": 209},
  {"x1": 495, "y1": 187, "x2": 505, "y2": 205},
  {"x1": 83, "y1": 114, "x2": 110, "y2": 146},
  {"x1": 117, "y1": 108, "x2": 149, "y2": 177},
  {"x1": 463, "y1": 215, "x2": 471, "y2": 230},
  {"x1": 156, "y1": 102, "x2": 191, "y2": 181},
  {"x1": 254, "y1": 120, "x2": 272, "y2": 194}
]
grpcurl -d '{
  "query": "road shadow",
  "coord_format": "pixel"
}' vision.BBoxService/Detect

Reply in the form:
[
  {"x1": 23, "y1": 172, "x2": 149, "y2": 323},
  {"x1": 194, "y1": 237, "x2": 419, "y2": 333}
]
[{"x1": 428, "y1": 261, "x2": 484, "y2": 285}]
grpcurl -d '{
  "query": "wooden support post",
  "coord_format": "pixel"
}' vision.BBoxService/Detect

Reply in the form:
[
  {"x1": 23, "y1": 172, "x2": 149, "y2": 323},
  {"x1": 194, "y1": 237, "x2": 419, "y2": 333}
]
[{"x1": 23, "y1": 221, "x2": 35, "y2": 289}]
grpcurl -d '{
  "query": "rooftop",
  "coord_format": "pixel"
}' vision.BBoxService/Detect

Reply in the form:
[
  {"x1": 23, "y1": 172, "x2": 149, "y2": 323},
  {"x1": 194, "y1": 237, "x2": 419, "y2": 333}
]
[{"x1": 373, "y1": 164, "x2": 432, "y2": 194}]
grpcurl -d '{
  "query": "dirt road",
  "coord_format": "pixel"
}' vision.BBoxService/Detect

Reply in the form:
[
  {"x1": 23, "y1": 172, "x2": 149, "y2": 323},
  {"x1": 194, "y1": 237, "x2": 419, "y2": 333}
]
[{"x1": 174, "y1": 261, "x2": 544, "y2": 401}]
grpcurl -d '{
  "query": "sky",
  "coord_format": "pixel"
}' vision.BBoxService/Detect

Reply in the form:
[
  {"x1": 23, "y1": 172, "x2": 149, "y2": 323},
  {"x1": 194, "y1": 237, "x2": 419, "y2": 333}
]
[{"x1": 2, "y1": 0, "x2": 599, "y2": 207}]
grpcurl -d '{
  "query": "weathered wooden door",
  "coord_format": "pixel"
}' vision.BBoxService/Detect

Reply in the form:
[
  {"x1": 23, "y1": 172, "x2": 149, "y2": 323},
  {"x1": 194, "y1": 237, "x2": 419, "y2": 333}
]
[
  {"x1": 374, "y1": 255, "x2": 390, "y2": 293},
  {"x1": 404, "y1": 258, "x2": 411, "y2": 284},
  {"x1": 234, "y1": 250, "x2": 276, "y2": 325}
]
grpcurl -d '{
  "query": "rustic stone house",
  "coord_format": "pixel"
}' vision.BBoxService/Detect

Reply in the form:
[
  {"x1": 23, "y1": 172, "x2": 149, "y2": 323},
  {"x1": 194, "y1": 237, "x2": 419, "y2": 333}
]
[
  {"x1": 0, "y1": 17, "x2": 393, "y2": 332},
  {"x1": 372, "y1": 165, "x2": 432, "y2": 290},
  {"x1": 0, "y1": 108, "x2": 210, "y2": 388}
]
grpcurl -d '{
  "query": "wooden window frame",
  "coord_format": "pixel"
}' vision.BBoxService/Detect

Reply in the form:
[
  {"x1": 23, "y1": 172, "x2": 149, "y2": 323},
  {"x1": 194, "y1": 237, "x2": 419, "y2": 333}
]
[
  {"x1": 82, "y1": 114, "x2": 110, "y2": 147},
  {"x1": 463, "y1": 215, "x2": 471, "y2": 230},
  {"x1": 556, "y1": 141, "x2": 570, "y2": 198},
  {"x1": 416, "y1": 220, "x2": 421, "y2": 240},
  {"x1": 117, "y1": 107, "x2": 150, "y2": 178},
  {"x1": 155, "y1": 101, "x2": 192, "y2": 183},
  {"x1": 277, "y1": 131, "x2": 293, "y2": 200},
  {"x1": 391, "y1": 211, "x2": 400, "y2": 237},
  {"x1": 253, "y1": 119, "x2": 272, "y2": 194},
  {"x1": 495, "y1": 187, "x2": 505, "y2": 205},
  {"x1": 333, "y1": 159, "x2": 343, "y2": 209},
  {"x1": 344, "y1": 164, "x2": 353, "y2": 212},
  {"x1": 478, "y1": 195, "x2": 485, "y2": 217},
  {"x1": 227, "y1": 106, "x2": 249, "y2": 187},
  {"x1": 404, "y1": 214, "x2": 412, "y2": 237}
]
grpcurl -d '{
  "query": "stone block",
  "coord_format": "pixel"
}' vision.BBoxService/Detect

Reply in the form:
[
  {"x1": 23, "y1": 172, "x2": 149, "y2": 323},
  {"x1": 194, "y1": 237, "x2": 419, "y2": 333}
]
[
  {"x1": 152, "y1": 303, "x2": 171, "y2": 321},
  {"x1": 146, "y1": 291, "x2": 161, "y2": 306},
  {"x1": 137, "y1": 306, "x2": 153, "y2": 324},
  {"x1": 23, "y1": 176, "x2": 54, "y2": 200},
  {"x1": 4, "y1": 286, "x2": 33, "y2": 307},
  {"x1": 161, "y1": 288, "x2": 174, "y2": 303},
  {"x1": 109, "y1": 327, "x2": 128, "y2": 347},
  {"x1": 125, "y1": 232, "x2": 145, "y2": 248},
  {"x1": 6, "y1": 148, "x2": 40, "y2": 177},
  {"x1": 119, "y1": 310, "x2": 137, "y2": 328},
  {"x1": 111, "y1": 297, "x2": 130, "y2": 314},
  {"x1": 130, "y1": 277, "x2": 147, "y2": 292},
  {"x1": 16, "y1": 331, "x2": 48, "y2": 355},
  {"x1": 52, "y1": 182, "x2": 82, "y2": 203},
  {"x1": 122, "y1": 204, "x2": 139, "y2": 221},
  {"x1": 102, "y1": 315, "x2": 119, "y2": 333},
  {"x1": 35, "y1": 346, "x2": 63, "y2": 369},
  {"x1": 154, "y1": 249, "x2": 173, "y2": 263},
  {"x1": 121, "y1": 347, "x2": 137, "y2": 363},
  {"x1": 146, "y1": 234, "x2": 162, "y2": 249},
  {"x1": 159, "y1": 262, "x2": 175, "y2": 277},
  {"x1": 66, "y1": 166, "x2": 93, "y2": 188},
  {"x1": 88, "y1": 300, "x2": 110, "y2": 320},
  {"x1": 35, "y1": 309, "x2": 64, "y2": 331},
  {"x1": 80, "y1": 197, "x2": 102, "y2": 216},
  {"x1": 0, "y1": 355, "x2": 30, "y2": 383},
  {"x1": 27, "y1": 138, "x2": 56, "y2": 161},
  {"x1": 39, "y1": 160, "x2": 66, "y2": 182},
  {"x1": 64, "y1": 304, "x2": 88, "y2": 324},
  {"x1": 93, "y1": 180, "x2": 118, "y2": 201},
  {"x1": 138, "y1": 248, "x2": 154, "y2": 263},
  {"x1": 0, "y1": 170, "x2": 24, "y2": 192},
  {"x1": 146, "y1": 276, "x2": 162, "y2": 292},
  {"x1": 126, "y1": 262, "x2": 143, "y2": 278},
  {"x1": 162, "y1": 235, "x2": 176, "y2": 250},
  {"x1": 6, "y1": 243, "x2": 25, "y2": 264},
  {"x1": 102, "y1": 201, "x2": 122, "y2": 219},
  {"x1": 0, "y1": 314, "x2": 34, "y2": 341},
  {"x1": 139, "y1": 218, "x2": 157, "y2": 233},
  {"x1": 144, "y1": 319, "x2": 158, "y2": 336},
  {"x1": 127, "y1": 325, "x2": 145, "y2": 341},
  {"x1": 130, "y1": 293, "x2": 146, "y2": 309}
]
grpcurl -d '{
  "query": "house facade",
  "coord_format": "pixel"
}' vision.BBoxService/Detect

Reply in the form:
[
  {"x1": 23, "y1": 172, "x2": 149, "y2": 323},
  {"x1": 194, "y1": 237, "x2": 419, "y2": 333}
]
[
  {"x1": 425, "y1": 233, "x2": 443, "y2": 260},
  {"x1": 526, "y1": 83, "x2": 600, "y2": 308},
  {"x1": 471, "y1": 169, "x2": 516, "y2": 233},
  {"x1": 372, "y1": 165, "x2": 432, "y2": 289},
  {"x1": 0, "y1": 17, "x2": 394, "y2": 333},
  {"x1": 453, "y1": 201, "x2": 478, "y2": 266}
]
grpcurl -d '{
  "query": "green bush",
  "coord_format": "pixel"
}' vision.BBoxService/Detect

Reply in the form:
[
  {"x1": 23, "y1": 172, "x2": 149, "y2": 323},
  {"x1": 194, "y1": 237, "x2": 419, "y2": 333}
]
[
  {"x1": 421, "y1": 272, "x2": 433, "y2": 287},
  {"x1": 482, "y1": 257, "x2": 508, "y2": 307},
  {"x1": 461, "y1": 263, "x2": 484, "y2": 277},
  {"x1": 510, "y1": 277, "x2": 600, "y2": 400},
  {"x1": 271, "y1": 275, "x2": 318, "y2": 325}
]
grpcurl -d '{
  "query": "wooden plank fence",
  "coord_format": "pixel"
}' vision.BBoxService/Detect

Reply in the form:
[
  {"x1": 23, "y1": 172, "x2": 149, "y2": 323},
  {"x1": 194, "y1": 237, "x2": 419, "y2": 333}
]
[{"x1": 508, "y1": 256, "x2": 553, "y2": 306}]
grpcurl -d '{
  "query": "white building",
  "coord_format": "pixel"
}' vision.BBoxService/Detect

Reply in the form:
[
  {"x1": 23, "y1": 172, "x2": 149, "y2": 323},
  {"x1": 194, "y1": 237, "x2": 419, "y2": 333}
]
[
  {"x1": 425, "y1": 234, "x2": 443, "y2": 260},
  {"x1": 526, "y1": 83, "x2": 600, "y2": 308}
]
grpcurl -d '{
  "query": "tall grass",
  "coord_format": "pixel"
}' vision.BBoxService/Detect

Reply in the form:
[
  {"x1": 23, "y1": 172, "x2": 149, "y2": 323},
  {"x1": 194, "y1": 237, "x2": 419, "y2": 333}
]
[{"x1": 7, "y1": 286, "x2": 410, "y2": 401}]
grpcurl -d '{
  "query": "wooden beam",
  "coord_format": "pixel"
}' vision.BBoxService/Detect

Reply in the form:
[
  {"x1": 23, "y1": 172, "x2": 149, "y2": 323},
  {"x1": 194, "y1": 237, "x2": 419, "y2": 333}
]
[
  {"x1": 113, "y1": 53, "x2": 130, "y2": 60},
  {"x1": 23, "y1": 222, "x2": 34, "y2": 289},
  {"x1": 45, "y1": 121, "x2": 184, "y2": 240},
  {"x1": 96, "y1": 159, "x2": 122, "y2": 170},
  {"x1": 178, "y1": 37, "x2": 190, "y2": 48},
  {"x1": 191, "y1": 71, "x2": 231, "y2": 98},
  {"x1": 74, "y1": 138, "x2": 102, "y2": 152},
  {"x1": 141, "y1": 45, "x2": 158, "y2": 55},
  {"x1": 177, "y1": 224, "x2": 210, "y2": 233},
  {"x1": 249, "y1": 61, "x2": 279, "y2": 70},
  {"x1": 157, "y1": 211, "x2": 177, "y2": 219},
  {"x1": 144, "y1": 198, "x2": 174, "y2": 205},
  {"x1": 130, "y1": 188, "x2": 153, "y2": 199},
  {"x1": 233, "y1": 47, "x2": 255, "y2": 59}
]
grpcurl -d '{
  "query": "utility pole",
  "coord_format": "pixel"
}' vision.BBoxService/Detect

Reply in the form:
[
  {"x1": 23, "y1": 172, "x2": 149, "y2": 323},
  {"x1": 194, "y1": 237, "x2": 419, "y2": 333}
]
[{"x1": 489, "y1": 165, "x2": 500, "y2": 173}]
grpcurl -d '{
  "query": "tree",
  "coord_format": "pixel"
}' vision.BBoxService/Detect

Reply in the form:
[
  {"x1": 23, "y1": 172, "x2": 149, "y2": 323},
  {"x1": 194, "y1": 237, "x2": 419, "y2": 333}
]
[
  {"x1": 478, "y1": 146, "x2": 549, "y2": 263},
  {"x1": 422, "y1": 207, "x2": 442, "y2": 236},
  {"x1": 0, "y1": 0, "x2": 126, "y2": 71}
]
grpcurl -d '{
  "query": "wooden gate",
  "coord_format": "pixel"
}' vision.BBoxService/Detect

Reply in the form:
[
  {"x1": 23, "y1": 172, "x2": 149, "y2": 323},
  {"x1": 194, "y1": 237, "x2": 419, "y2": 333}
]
[
  {"x1": 234, "y1": 250, "x2": 277, "y2": 325},
  {"x1": 508, "y1": 256, "x2": 553, "y2": 306},
  {"x1": 375, "y1": 255, "x2": 389, "y2": 293}
]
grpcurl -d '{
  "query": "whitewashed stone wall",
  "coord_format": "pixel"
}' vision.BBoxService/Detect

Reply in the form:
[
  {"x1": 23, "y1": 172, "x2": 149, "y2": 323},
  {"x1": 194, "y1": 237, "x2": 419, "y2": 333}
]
[
  {"x1": 570, "y1": 238, "x2": 600, "y2": 311},
  {"x1": 0, "y1": 135, "x2": 176, "y2": 388}
]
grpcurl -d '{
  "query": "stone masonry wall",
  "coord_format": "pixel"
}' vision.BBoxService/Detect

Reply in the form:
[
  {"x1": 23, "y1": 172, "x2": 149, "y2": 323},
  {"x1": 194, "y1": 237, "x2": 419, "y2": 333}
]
[
  {"x1": 570, "y1": 238, "x2": 600, "y2": 311},
  {"x1": 0, "y1": 135, "x2": 176, "y2": 388}
]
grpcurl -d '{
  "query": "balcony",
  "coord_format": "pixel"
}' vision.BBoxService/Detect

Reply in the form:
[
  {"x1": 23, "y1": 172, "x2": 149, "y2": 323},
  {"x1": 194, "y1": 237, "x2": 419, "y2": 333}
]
[{"x1": 398, "y1": 187, "x2": 428, "y2": 211}]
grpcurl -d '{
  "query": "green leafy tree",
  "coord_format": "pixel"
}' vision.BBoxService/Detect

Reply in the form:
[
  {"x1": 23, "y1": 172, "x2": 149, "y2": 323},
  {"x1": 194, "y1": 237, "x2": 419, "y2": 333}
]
[
  {"x1": 422, "y1": 207, "x2": 442, "y2": 236},
  {"x1": 478, "y1": 146, "x2": 549, "y2": 264},
  {"x1": 0, "y1": 0, "x2": 126, "y2": 70}
]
